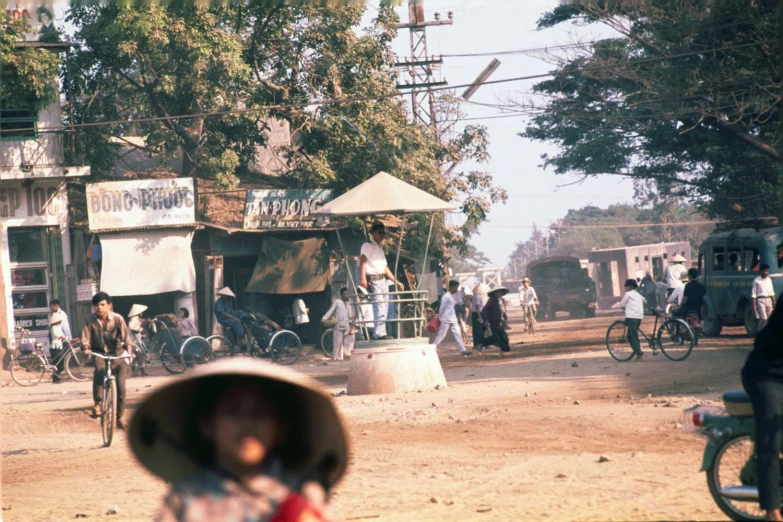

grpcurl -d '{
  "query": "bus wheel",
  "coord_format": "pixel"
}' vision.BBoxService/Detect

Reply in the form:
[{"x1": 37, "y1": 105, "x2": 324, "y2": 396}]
[
  {"x1": 701, "y1": 302, "x2": 723, "y2": 337},
  {"x1": 743, "y1": 304, "x2": 759, "y2": 338}
]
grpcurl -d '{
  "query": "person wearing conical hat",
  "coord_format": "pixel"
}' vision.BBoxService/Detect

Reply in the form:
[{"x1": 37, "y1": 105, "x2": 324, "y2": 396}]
[
  {"x1": 215, "y1": 287, "x2": 248, "y2": 345},
  {"x1": 480, "y1": 287, "x2": 512, "y2": 356},
  {"x1": 664, "y1": 254, "x2": 689, "y2": 299},
  {"x1": 48, "y1": 304, "x2": 68, "y2": 384},
  {"x1": 127, "y1": 304, "x2": 149, "y2": 376},
  {"x1": 129, "y1": 358, "x2": 349, "y2": 522}
]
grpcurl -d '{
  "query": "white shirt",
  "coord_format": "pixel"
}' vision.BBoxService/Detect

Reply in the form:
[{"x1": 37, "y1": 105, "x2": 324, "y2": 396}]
[
  {"x1": 360, "y1": 240, "x2": 387, "y2": 276},
  {"x1": 454, "y1": 290, "x2": 465, "y2": 306},
  {"x1": 752, "y1": 276, "x2": 775, "y2": 299},
  {"x1": 471, "y1": 294, "x2": 485, "y2": 313},
  {"x1": 54, "y1": 310, "x2": 72, "y2": 338},
  {"x1": 178, "y1": 318, "x2": 198, "y2": 338},
  {"x1": 667, "y1": 285, "x2": 684, "y2": 306},
  {"x1": 322, "y1": 299, "x2": 354, "y2": 331},
  {"x1": 438, "y1": 292, "x2": 458, "y2": 323},
  {"x1": 293, "y1": 298, "x2": 309, "y2": 325},
  {"x1": 665, "y1": 264, "x2": 688, "y2": 289},
  {"x1": 620, "y1": 290, "x2": 646, "y2": 320},
  {"x1": 519, "y1": 287, "x2": 538, "y2": 306}
]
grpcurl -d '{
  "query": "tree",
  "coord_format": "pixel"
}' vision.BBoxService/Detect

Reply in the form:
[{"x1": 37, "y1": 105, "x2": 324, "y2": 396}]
[
  {"x1": 519, "y1": 0, "x2": 780, "y2": 219},
  {"x1": 67, "y1": 4, "x2": 505, "y2": 254}
]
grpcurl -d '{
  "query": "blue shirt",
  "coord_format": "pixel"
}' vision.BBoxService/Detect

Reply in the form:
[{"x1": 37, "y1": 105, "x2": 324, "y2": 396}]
[{"x1": 214, "y1": 297, "x2": 236, "y2": 324}]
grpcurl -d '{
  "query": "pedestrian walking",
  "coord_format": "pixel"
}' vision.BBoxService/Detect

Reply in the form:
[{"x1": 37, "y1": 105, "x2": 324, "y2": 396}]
[
  {"x1": 481, "y1": 287, "x2": 512, "y2": 356},
  {"x1": 81, "y1": 292, "x2": 131, "y2": 428},
  {"x1": 48, "y1": 308, "x2": 68, "y2": 383},
  {"x1": 620, "y1": 279, "x2": 646, "y2": 362},
  {"x1": 129, "y1": 358, "x2": 348, "y2": 522},
  {"x1": 753, "y1": 263, "x2": 777, "y2": 332},
  {"x1": 322, "y1": 288, "x2": 356, "y2": 361},
  {"x1": 358, "y1": 221, "x2": 404, "y2": 340},
  {"x1": 432, "y1": 280, "x2": 470, "y2": 356},
  {"x1": 471, "y1": 283, "x2": 489, "y2": 350},
  {"x1": 128, "y1": 303, "x2": 150, "y2": 376},
  {"x1": 519, "y1": 278, "x2": 539, "y2": 334},
  {"x1": 292, "y1": 297, "x2": 310, "y2": 345},
  {"x1": 664, "y1": 254, "x2": 688, "y2": 299}
]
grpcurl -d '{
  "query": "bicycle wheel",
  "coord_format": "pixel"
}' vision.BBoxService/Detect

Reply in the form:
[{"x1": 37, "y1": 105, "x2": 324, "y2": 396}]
[
  {"x1": 605, "y1": 320, "x2": 635, "y2": 362},
  {"x1": 180, "y1": 336, "x2": 213, "y2": 368},
  {"x1": 160, "y1": 341, "x2": 186, "y2": 374},
  {"x1": 206, "y1": 335, "x2": 234, "y2": 359},
  {"x1": 10, "y1": 353, "x2": 46, "y2": 386},
  {"x1": 102, "y1": 379, "x2": 117, "y2": 447},
  {"x1": 320, "y1": 329, "x2": 334, "y2": 358},
  {"x1": 657, "y1": 318, "x2": 694, "y2": 361},
  {"x1": 706, "y1": 434, "x2": 764, "y2": 521},
  {"x1": 270, "y1": 331, "x2": 302, "y2": 366},
  {"x1": 64, "y1": 350, "x2": 91, "y2": 382}
]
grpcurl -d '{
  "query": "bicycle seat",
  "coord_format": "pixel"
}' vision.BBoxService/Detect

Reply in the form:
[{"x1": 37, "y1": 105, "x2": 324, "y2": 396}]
[
  {"x1": 723, "y1": 390, "x2": 751, "y2": 404},
  {"x1": 723, "y1": 390, "x2": 754, "y2": 417}
]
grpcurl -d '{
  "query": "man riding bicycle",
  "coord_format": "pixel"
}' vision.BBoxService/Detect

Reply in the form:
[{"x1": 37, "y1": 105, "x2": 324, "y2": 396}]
[{"x1": 81, "y1": 292, "x2": 132, "y2": 429}]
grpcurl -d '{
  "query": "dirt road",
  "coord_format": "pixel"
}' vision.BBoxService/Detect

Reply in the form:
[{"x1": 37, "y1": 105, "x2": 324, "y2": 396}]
[{"x1": 1, "y1": 309, "x2": 753, "y2": 521}]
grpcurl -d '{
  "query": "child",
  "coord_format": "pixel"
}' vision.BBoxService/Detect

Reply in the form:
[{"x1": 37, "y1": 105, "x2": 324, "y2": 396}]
[
  {"x1": 129, "y1": 358, "x2": 348, "y2": 522},
  {"x1": 620, "y1": 279, "x2": 647, "y2": 362}
]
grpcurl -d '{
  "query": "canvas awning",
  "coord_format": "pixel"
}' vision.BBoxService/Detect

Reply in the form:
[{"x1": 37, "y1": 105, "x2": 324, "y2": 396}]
[
  {"x1": 99, "y1": 229, "x2": 196, "y2": 296},
  {"x1": 245, "y1": 236, "x2": 330, "y2": 294},
  {"x1": 315, "y1": 172, "x2": 457, "y2": 216}
]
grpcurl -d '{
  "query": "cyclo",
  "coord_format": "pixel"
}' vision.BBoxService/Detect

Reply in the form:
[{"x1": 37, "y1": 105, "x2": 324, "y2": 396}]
[{"x1": 207, "y1": 311, "x2": 301, "y2": 366}]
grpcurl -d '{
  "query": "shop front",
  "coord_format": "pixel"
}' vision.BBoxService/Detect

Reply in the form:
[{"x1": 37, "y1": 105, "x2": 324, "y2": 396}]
[
  {"x1": 86, "y1": 178, "x2": 198, "y2": 321},
  {"x1": 0, "y1": 179, "x2": 70, "y2": 350}
]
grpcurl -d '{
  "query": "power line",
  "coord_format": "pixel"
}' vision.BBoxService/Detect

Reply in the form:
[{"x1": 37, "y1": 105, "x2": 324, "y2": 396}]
[
  {"x1": 483, "y1": 220, "x2": 718, "y2": 230},
  {"x1": 7, "y1": 38, "x2": 773, "y2": 135}
]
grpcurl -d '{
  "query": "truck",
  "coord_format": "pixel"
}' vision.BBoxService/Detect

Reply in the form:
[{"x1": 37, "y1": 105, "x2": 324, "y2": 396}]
[
  {"x1": 698, "y1": 217, "x2": 782, "y2": 337},
  {"x1": 526, "y1": 256, "x2": 597, "y2": 320}
]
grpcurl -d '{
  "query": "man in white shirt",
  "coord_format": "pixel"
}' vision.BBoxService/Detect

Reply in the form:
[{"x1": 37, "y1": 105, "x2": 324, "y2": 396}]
[
  {"x1": 664, "y1": 255, "x2": 689, "y2": 298},
  {"x1": 432, "y1": 280, "x2": 469, "y2": 355},
  {"x1": 292, "y1": 297, "x2": 310, "y2": 345},
  {"x1": 49, "y1": 299, "x2": 71, "y2": 338},
  {"x1": 48, "y1": 305, "x2": 68, "y2": 383},
  {"x1": 519, "y1": 278, "x2": 539, "y2": 334},
  {"x1": 359, "y1": 221, "x2": 404, "y2": 340},
  {"x1": 752, "y1": 264, "x2": 777, "y2": 332},
  {"x1": 322, "y1": 288, "x2": 356, "y2": 361},
  {"x1": 620, "y1": 279, "x2": 647, "y2": 361}
]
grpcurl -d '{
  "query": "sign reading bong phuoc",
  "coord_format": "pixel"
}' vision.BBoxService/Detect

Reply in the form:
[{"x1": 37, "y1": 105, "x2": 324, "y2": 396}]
[
  {"x1": 243, "y1": 189, "x2": 333, "y2": 229},
  {"x1": 86, "y1": 178, "x2": 196, "y2": 231}
]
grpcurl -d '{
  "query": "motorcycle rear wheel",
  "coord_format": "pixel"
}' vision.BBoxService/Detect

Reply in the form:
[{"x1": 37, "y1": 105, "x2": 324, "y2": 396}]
[{"x1": 706, "y1": 433, "x2": 765, "y2": 521}]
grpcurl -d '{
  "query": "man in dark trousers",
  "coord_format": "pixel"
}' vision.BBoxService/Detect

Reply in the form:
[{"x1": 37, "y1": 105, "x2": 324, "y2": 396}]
[
  {"x1": 81, "y1": 292, "x2": 131, "y2": 429},
  {"x1": 481, "y1": 287, "x2": 512, "y2": 356},
  {"x1": 742, "y1": 292, "x2": 783, "y2": 521}
]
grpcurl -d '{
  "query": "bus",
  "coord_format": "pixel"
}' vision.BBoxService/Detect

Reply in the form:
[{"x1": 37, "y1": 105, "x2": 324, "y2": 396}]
[{"x1": 699, "y1": 218, "x2": 782, "y2": 337}]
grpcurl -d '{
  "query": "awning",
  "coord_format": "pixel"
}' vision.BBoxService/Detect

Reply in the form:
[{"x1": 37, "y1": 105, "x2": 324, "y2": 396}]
[
  {"x1": 99, "y1": 229, "x2": 196, "y2": 296},
  {"x1": 245, "y1": 236, "x2": 329, "y2": 294}
]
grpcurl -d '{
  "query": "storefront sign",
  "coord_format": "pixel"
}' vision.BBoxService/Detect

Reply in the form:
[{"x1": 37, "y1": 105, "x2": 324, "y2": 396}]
[
  {"x1": 77, "y1": 282, "x2": 99, "y2": 302},
  {"x1": 86, "y1": 178, "x2": 196, "y2": 231},
  {"x1": 243, "y1": 189, "x2": 333, "y2": 229},
  {"x1": 14, "y1": 313, "x2": 49, "y2": 331},
  {"x1": 0, "y1": 180, "x2": 63, "y2": 226}
]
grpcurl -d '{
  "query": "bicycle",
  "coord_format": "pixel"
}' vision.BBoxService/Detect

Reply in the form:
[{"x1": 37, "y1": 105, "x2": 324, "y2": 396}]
[
  {"x1": 208, "y1": 312, "x2": 302, "y2": 366},
  {"x1": 320, "y1": 328, "x2": 334, "y2": 358},
  {"x1": 140, "y1": 318, "x2": 194, "y2": 375},
  {"x1": 10, "y1": 328, "x2": 92, "y2": 386},
  {"x1": 605, "y1": 308, "x2": 695, "y2": 362},
  {"x1": 91, "y1": 351, "x2": 132, "y2": 447}
]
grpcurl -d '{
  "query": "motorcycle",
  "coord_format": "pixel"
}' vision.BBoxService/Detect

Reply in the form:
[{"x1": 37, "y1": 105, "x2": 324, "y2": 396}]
[{"x1": 683, "y1": 390, "x2": 781, "y2": 521}]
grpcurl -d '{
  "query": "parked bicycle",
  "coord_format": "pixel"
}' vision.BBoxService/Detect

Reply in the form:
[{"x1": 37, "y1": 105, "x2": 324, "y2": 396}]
[
  {"x1": 207, "y1": 312, "x2": 302, "y2": 366},
  {"x1": 129, "y1": 318, "x2": 187, "y2": 375},
  {"x1": 320, "y1": 328, "x2": 334, "y2": 358},
  {"x1": 10, "y1": 328, "x2": 91, "y2": 386},
  {"x1": 605, "y1": 307, "x2": 695, "y2": 362},
  {"x1": 91, "y1": 352, "x2": 132, "y2": 447}
]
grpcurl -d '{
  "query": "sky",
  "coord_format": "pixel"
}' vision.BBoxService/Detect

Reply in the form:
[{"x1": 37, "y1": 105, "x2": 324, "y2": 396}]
[{"x1": 384, "y1": 0, "x2": 637, "y2": 266}]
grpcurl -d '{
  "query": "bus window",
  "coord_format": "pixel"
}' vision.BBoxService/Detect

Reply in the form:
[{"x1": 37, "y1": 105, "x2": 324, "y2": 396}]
[
  {"x1": 713, "y1": 247, "x2": 725, "y2": 271},
  {"x1": 727, "y1": 248, "x2": 741, "y2": 271},
  {"x1": 777, "y1": 243, "x2": 782, "y2": 269},
  {"x1": 698, "y1": 252, "x2": 704, "y2": 274},
  {"x1": 743, "y1": 248, "x2": 760, "y2": 272}
]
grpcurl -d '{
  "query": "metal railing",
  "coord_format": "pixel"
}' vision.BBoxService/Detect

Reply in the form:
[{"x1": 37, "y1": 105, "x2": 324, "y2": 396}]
[{"x1": 350, "y1": 289, "x2": 431, "y2": 339}]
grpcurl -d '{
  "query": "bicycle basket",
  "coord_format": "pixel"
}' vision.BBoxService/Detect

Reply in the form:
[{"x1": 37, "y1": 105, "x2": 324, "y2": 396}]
[{"x1": 17, "y1": 341, "x2": 36, "y2": 354}]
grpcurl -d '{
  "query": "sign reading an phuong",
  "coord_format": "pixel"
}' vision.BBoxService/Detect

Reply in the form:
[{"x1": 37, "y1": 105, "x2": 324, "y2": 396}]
[
  {"x1": 86, "y1": 178, "x2": 196, "y2": 231},
  {"x1": 244, "y1": 189, "x2": 333, "y2": 230}
]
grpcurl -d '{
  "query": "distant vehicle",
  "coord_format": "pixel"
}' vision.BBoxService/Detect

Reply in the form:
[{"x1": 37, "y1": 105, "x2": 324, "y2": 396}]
[
  {"x1": 698, "y1": 217, "x2": 782, "y2": 337},
  {"x1": 526, "y1": 256, "x2": 597, "y2": 320}
]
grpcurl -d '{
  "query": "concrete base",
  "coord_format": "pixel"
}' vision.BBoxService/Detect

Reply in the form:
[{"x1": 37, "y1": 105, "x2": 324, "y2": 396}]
[{"x1": 346, "y1": 338, "x2": 447, "y2": 395}]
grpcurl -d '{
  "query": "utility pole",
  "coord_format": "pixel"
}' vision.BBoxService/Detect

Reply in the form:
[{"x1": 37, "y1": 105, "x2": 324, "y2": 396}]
[{"x1": 395, "y1": 0, "x2": 452, "y2": 131}]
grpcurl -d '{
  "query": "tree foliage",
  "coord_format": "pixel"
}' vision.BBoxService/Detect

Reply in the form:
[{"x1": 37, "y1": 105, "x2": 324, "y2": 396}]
[
  {"x1": 0, "y1": 13, "x2": 60, "y2": 110},
  {"x1": 520, "y1": 0, "x2": 780, "y2": 219},
  {"x1": 67, "y1": 4, "x2": 505, "y2": 254}
]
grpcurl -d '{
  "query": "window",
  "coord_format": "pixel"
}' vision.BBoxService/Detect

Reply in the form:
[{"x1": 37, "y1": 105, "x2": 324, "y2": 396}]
[
  {"x1": 727, "y1": 247, "x2": 741, "y2": 272},
  {"x1": 713, "y1": 247, "x2": 725, "y2": 271},
  {"x1": 8, "y1": 228, "x2": 46, "y2": 263},
  {"x1": 681, "y1": 251, "x2": 686, "y2": 256},
  {"x1": 634, "y1": 256, "x2": 640, "y2": 263},
  {"x1": 778, "y1": 243, "x2": 783, "y2": 269},
  {"x1": 11, "y1": 268, "x2": 47, "y2": 287},
  {"x1": 698, "y1": 253, "x2": 704, "y2": 274},
  {"x1": 12, "y1": 291, "x2": 48, "y2": 310},
  {"x1": 663, "y1": 253, "x2": 668, "y2": 260},
  {"x1": 644, "y1": 255, "x2": 649, "y2": 261},
  {"x1": 744, "y1": 248, "x2": 760, "y2": 272},
  {"x1": 0, "y1": 108, "x2": 36, "y2": 140}
]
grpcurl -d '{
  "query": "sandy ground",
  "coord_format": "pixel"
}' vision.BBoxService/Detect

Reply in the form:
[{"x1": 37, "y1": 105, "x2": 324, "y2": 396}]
[{"x1": 1, "y1": 307, "x2": 755, "y2": 521}]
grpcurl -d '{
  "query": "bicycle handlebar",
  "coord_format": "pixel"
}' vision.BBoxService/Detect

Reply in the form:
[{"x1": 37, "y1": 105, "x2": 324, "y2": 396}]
[{"x1": 90, "y1": 352, "x2": 132, "y2": 361}]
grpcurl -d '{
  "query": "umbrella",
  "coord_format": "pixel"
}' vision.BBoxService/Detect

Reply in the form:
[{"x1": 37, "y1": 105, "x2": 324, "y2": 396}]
[{"x1": 315, "y1": 172, "x2": 457, "y2": 216}]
